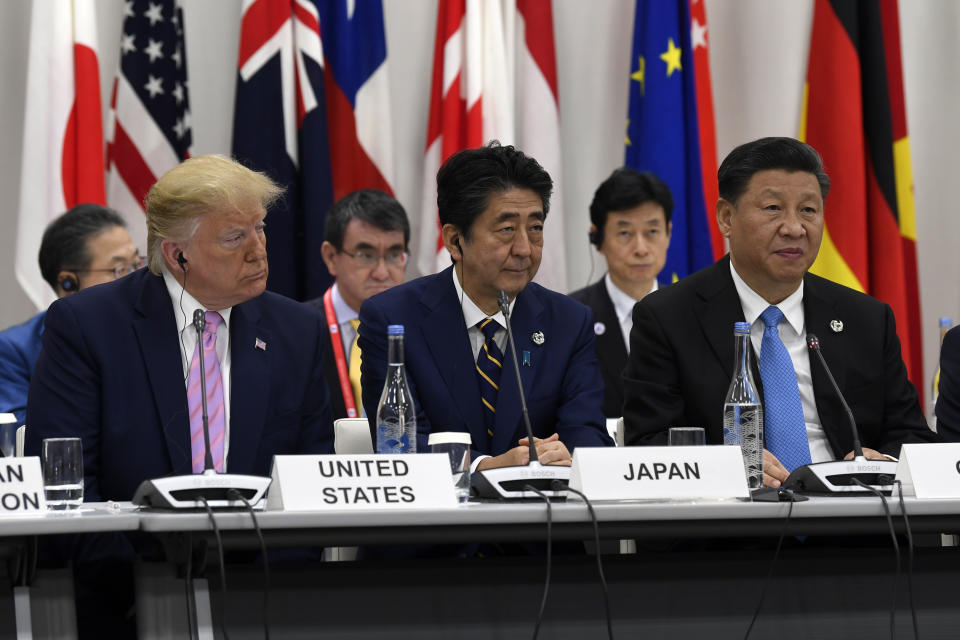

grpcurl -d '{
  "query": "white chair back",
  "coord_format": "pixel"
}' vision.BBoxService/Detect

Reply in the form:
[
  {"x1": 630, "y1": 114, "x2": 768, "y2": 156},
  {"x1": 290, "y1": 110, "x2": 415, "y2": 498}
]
[{"x1": 334, "y1": 418, "x2": 373, "y2": 454}]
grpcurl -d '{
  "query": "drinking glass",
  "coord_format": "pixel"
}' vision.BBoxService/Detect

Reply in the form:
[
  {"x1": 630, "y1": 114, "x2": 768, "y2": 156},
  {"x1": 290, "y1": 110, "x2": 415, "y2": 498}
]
[
  {"x1": 668, "y1": 427, "x2": 706, "y2": 447},
  {"x1": 0, "y1": 414, "x2": 17, "y2": 458},
  {"x1": 428, "y1": 432, "x2": 472, "y2": 503},
  {"x1": 42, "y1": 438, "x2": 84, "y2": 510}
]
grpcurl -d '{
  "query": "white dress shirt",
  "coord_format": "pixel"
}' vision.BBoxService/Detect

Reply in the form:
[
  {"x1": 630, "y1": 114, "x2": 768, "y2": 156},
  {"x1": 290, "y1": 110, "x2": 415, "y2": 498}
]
[
  {"x1": 163, "y1": 267, "x2": 234, "y2": 470},
  {"x1": 604, "y1": 273, "x2": 658, "y2": 353},
  {"x1": 451, "y1": 267, "x2": 517, "y2": 470},
  {"x1": 729, "y1": 262, "x2": 833, "y2": 463}
]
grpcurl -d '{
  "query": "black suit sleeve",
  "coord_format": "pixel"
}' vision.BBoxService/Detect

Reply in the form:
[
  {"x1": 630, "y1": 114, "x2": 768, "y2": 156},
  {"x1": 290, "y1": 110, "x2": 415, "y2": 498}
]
[
  {"x1": 870, "y1": 304, "x2": 938, "y2": 455},
  {"x1": 297, "y1": 312, "x2": 336, "y2": 455},
  {"x1": 936, "y1": 326, "x2": 960, "y2": 442},
  {"x1": 621, "y1": 299, "x2": 680, "y2": 446},
  {"x1": 25, "y1": 300, "x2": 105, "y2": 501}
]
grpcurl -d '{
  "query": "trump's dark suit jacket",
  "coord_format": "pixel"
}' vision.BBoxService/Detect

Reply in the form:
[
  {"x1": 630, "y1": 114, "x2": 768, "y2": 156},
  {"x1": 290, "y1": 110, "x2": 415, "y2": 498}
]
[
  {"x1": 358, "y1": 266, "x2": 613, "y2": 458},
  {"x1": 569, "y1": 278, "x2": 628, "y2": 419},
  {"x1": 25, "y1": 267, "x2": 334, "y2": 502},
  {"x1": 623, "y1": 255, "x2": 937, "y2": 457}
]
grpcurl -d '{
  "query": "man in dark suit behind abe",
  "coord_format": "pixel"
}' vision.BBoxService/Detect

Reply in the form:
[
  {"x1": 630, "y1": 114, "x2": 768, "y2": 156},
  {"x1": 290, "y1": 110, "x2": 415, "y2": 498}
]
[
  {"x1": 360, "y1": 142, "x2": 613, "y2": 471},
  {"x1": 305, "y1": 189, "x2": 410, "y2": 420},
  {"x1": 623, "y1": 137, "x2": 937, "y2": 488},
  {"x1": 26, "y1": 155, "x2": 334, "y2": 637},
  {"x1": 569, "y1": 168, "x2": 673, "y2": 418}
]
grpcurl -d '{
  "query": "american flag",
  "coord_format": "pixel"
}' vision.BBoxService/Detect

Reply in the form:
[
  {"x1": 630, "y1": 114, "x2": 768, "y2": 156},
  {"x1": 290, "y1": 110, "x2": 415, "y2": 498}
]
[{"x1": 107, "y1": 0, "x2": 192, "y2": 248}]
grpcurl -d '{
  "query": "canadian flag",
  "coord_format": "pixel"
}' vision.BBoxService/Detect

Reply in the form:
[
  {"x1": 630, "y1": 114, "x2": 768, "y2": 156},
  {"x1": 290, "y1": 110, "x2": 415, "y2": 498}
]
[
  {"x1": 15, "y1": 0, "x2": 105, "y2": 310},
  {"x1": 417, "y1": 0, "x2": 567, "y2": 292}
]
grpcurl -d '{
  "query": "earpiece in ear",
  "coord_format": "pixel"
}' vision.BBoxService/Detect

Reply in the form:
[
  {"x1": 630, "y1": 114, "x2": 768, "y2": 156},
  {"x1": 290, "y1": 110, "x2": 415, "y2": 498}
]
[
  {"x1": 176, "y1": 252, "x2": 187, "y2": 271},
  {"x1": 59, "y1": 275, "x2": 78, "y2": 292},
  {"x1": 588, "y1": 229, "x2": 601, "y2": 247}
]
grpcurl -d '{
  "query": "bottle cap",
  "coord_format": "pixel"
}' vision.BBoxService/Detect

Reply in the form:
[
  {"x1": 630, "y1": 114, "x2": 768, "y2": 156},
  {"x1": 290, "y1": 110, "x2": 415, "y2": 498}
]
[
  {"x1": 387, "y1": 324, "x2": 404, "y2": 336},
  {"x1": 733, "y1": 321, "x2": 751, "y2": 334}
]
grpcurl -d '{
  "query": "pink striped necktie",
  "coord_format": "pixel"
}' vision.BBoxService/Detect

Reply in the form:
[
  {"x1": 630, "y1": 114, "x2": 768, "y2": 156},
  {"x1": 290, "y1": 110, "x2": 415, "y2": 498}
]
[{"x1": 187, "y1": 311, "x2": 226, "y2": 473}]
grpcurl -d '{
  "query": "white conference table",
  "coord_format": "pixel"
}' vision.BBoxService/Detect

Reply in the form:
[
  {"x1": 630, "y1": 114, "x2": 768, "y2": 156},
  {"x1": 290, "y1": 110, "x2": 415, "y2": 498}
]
[{"x1": 130, "y1": 495, "x2": 960, "y2": 639}]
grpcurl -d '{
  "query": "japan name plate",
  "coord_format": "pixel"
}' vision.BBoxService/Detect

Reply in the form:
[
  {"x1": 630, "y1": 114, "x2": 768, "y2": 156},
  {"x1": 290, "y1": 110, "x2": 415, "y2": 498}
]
[{"x1": 569, "y1": 446, "x2": 750, "y2": 501}]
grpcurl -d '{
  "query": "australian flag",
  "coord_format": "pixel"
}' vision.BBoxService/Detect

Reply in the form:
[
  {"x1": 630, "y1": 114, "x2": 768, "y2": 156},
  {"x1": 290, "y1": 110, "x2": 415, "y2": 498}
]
[
  {"x1": 233, "y1": 0, "x2": 334, "y2": 301},
  {"x1": 625, "y1": 0, "x2": 715, "y2": 284}
]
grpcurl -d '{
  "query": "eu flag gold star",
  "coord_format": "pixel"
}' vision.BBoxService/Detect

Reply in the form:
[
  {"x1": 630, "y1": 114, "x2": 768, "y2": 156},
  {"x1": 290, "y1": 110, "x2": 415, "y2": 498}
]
[
  {"x1": 660, "y1": 38, "x2": 682, "y2": 77},
  {"x1": 630, "y1": 55, "x2": 646, "y2": 96}
]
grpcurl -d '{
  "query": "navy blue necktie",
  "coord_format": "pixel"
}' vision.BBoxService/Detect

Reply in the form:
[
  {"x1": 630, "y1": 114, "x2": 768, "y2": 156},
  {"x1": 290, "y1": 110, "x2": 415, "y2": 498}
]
[
  {"x1": 759, "y1": 306, "x2": 811, "y2": 471},
  {"x1": 476, "y1": 318, "x2": 503, "y2": 438}
]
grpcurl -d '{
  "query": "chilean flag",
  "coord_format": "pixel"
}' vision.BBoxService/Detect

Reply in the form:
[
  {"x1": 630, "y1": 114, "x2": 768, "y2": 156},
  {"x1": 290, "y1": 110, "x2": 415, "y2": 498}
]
[
  {"x1": 15, "y1": 0, "x2": 105, "y2": 310},
  {"x1": 417, "y1": 0, "x2": 567, "y2": 292},
  {"x1": 317, "y1": 0, "x2": 395, "y2": 198}
]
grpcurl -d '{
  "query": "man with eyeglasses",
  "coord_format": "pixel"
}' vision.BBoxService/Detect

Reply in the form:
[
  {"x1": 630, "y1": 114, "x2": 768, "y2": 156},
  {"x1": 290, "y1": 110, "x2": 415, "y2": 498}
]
[
  {"x1": 0, "y1": 204, "x2": 140, "y2": 425},
  {"x1": 307, "y1": 189, "x2": 410, "y2": 419}
]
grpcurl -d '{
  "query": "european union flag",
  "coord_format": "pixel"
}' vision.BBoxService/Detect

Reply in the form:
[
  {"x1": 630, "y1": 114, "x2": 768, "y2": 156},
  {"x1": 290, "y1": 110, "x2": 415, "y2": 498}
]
[{"x1": 625, "y1": 0, "x2": 715, "y2": 284}]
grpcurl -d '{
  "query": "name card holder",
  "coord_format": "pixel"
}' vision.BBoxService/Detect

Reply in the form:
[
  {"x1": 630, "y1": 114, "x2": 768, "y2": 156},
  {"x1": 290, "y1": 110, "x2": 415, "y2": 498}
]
[
  {"x1": 0, "y1": 457, "x2": 47, "y2": 514},
  {"x1": 895, "y1": 443, "x2": 960, "y2": 499},
  {"x1": 267, "y1": 453, "x2": 457, "y2": 511},
  {"x1": 569, "y1": 446, "x2": 749, "y2": 501}
]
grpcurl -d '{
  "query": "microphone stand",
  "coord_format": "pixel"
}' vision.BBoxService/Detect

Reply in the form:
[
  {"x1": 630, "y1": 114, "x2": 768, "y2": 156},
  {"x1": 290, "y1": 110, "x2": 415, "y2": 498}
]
[
  {"x1": 132, "y1": 309, "x2": 272, "y2": 509},
  {"x1": 471, "y1": 291, "x2": 569, "y2": 500},
  {"x1": 781, "y1": 334, "x2": 898, "y2": 495}
]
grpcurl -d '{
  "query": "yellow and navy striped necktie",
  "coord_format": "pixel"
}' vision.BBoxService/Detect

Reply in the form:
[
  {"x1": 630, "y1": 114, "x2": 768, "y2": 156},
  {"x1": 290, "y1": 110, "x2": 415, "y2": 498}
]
[{"x1": 476, "y1": 318, "x2": 503, "y2": 437}]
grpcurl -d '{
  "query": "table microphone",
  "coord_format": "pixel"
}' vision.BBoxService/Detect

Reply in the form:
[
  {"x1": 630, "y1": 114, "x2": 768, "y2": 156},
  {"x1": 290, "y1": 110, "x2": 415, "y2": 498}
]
[
  {"x1": 471, "y1": 291, "x2": 569, "y2": 500},
  {"x1": 781, "y1": 334, "x2": 897, "y2": 495},
  {"x1": 132, "y1": 309, "x2": 271, "y2": 509}
]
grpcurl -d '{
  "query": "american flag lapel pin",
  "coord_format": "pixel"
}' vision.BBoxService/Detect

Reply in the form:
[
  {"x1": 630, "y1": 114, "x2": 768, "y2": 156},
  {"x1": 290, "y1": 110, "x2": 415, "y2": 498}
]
[{"x1": 255, "y1": 337, "x2": 267, "y2": 351}]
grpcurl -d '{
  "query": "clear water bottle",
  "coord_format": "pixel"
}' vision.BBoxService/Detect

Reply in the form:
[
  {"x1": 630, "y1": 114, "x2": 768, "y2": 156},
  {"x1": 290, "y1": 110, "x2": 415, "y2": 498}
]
[
  {"x1": 376, "y1": 325, "x2": 417, "y2": 454},
  {"x1": 931, "y1": 317, "x2": 953, "y2": 428},
  {"x1": 723, "y1": 321, "x2": 764, "y2": 489}
]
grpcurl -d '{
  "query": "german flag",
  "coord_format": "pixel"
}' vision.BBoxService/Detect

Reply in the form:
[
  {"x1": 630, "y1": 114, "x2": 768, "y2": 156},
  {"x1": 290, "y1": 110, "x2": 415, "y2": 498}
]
[{"x1": 800, "y1": 0, "x2": 923, "y2": 402}]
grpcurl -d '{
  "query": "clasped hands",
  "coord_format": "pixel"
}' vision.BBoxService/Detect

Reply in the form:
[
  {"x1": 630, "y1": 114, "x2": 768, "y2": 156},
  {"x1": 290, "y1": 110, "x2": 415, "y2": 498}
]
[{"x1": 475, "y1": 433, "x2": 570, "y2": 471}]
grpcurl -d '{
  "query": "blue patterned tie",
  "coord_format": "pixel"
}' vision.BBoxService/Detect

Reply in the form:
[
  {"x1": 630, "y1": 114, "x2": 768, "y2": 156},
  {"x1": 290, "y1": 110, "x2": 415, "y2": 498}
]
[
  {"x1": 476, "y1": 318, "x2": 503, "y2": 437},
  {"x1": 759, "y1": 306, "x2": 811, "y2": 471}
]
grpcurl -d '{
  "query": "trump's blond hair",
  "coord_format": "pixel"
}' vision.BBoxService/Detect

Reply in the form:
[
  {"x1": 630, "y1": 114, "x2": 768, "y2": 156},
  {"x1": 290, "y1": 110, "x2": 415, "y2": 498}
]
[{"x1": 145, "y1": 155, "x2": 284, "y2": 274}]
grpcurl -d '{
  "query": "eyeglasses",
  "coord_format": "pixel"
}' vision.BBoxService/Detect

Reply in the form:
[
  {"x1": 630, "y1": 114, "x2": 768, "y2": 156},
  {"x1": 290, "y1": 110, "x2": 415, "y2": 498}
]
[
  {"x1": 339, "y1": 248, "x2": 407, "y2": 269},
  {"x1": 68, "y1": 256, "x2": 146, "y2": 280}
]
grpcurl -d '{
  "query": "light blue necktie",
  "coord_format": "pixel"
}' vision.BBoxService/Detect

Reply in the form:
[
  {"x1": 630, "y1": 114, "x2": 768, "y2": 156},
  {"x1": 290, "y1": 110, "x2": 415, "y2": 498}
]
[{"x1": 759, "y1": 306, "x2": 811, "y2": 472}]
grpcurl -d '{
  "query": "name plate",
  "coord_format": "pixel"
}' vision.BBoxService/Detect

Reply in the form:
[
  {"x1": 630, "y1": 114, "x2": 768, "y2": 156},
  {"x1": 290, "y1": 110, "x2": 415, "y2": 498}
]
[
  {"x1": 267, "y1": 454, "x2": 457, "y2": 511},
  {"x1": 0, "y1": 457, "x2": 47, "y2": 514},
  {"x1": 895, "y1": 443, "x2": 960, "y2": 499},
  {"x1": 569, "y1": 446, "x2": 749, "y2": 500}
]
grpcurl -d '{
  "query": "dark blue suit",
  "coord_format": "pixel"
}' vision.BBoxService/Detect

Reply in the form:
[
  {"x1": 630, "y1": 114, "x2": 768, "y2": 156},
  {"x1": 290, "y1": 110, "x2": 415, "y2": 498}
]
[
  {"x1": 26, "y1": 268, "x2": 334, "y2": 502},
  {"x1": 936, "y1": 326, "x2": 960, "y2": 441},
  {"x1": 358, "y1": 267, "x2": 613, "y2": 457},
  {"x1": 0, "y1": 311, "x2": 45, "y2": 426}
]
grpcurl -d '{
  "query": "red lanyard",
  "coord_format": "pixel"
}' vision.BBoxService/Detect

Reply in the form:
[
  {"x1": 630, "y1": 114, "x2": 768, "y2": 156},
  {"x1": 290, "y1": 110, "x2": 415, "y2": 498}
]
[{"x1": 322, "y1": 287, "x2": 358, "y2": 418}]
